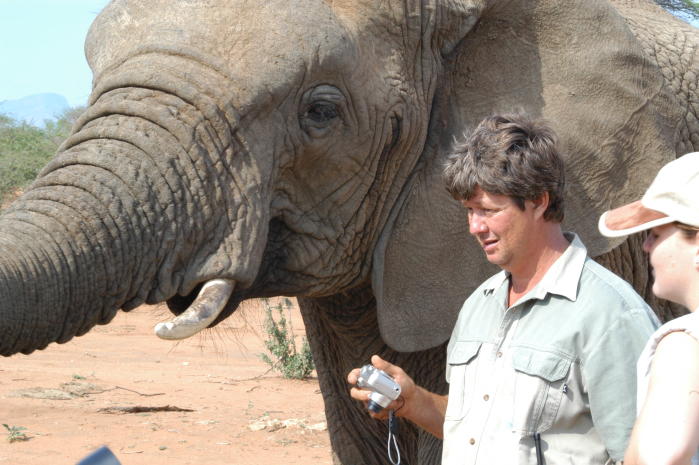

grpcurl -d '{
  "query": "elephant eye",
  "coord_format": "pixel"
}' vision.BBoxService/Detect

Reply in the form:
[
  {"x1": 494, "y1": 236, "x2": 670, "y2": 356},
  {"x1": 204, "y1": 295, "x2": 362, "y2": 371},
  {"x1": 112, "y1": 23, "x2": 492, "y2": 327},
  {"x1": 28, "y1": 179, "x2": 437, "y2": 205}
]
[
  {"x1": 306, "y1": 102, "x2": 339, "y2": 123},
  {"x1": 299, "y1": 85, "x2": 346, "y2": 138}
]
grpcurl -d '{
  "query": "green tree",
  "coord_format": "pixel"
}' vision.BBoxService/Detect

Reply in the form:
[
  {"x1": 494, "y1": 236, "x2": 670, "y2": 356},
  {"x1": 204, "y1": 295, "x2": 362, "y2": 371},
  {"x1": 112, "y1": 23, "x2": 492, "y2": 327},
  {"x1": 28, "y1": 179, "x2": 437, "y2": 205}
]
[{"x1": 0, "y1": 106, "x2": 83, "y2": 206}]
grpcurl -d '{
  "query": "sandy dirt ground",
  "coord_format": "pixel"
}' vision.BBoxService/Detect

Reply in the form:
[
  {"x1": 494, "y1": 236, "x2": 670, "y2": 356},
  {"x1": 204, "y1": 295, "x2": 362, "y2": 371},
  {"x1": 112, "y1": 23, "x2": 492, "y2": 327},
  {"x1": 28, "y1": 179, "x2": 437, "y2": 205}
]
[{"x1": 1, "y1": 299, "x2": 333, "y2": 465}]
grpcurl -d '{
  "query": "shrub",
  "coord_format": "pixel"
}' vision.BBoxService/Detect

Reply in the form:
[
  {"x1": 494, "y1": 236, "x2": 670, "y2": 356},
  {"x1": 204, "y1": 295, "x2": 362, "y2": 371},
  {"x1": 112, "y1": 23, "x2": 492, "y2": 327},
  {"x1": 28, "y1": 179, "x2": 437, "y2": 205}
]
[
  {"x1": 0, "y1": 107, "x2": 83, "y2": 206},
  {"x1": 3, "y1": 424, "x2": 29, "y2": 443},
  {"x1": 259, "y1": 298, "x2": 315, "y2": 380},
  {"x1": 0, "y1": 116, "x2": 55, "y2": 203}
]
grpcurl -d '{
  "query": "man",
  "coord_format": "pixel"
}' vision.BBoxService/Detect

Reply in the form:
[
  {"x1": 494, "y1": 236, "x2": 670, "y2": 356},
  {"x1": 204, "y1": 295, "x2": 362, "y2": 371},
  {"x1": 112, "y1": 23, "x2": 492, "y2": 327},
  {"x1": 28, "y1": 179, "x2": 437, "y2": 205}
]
[{"x1": 349, "y1": 114, "x2": 660, "y2": 464}]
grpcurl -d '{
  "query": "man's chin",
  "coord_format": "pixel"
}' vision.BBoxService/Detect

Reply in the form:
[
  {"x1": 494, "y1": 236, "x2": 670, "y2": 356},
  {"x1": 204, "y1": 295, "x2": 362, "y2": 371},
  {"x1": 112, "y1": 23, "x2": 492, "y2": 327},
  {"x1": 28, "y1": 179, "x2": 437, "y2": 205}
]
[{"x1": 484, "y1": 253, "x2": 504, "y2": 267}]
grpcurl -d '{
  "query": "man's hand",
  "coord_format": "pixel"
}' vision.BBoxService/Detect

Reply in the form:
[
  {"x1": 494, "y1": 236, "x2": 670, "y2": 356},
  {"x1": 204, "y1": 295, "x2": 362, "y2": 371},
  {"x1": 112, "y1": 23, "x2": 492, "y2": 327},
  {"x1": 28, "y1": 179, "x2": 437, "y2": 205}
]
[
  {"x1": 347, "y1": 355, "x2": 416, "y2": 420},
  {"x1": 347, "y1": 354, "x2": 447, "y2": 438}
]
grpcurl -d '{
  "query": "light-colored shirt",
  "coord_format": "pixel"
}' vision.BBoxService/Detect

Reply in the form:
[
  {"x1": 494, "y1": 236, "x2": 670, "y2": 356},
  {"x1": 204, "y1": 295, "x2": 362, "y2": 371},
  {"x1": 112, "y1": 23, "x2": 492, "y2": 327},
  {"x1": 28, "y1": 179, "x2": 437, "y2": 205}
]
[
  {"x1": 636, "y1": 310, "x2": 699, "y2": 465},
  {"x1": 443, "y1": 233, "x2": 660, "y2": 465}
]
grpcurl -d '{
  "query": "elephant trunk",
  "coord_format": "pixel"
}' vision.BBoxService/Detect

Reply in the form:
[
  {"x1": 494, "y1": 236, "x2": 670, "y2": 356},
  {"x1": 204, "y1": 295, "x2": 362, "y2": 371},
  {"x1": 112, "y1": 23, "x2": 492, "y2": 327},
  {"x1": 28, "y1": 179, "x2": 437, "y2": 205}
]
[
  {"x1": 0, "y1": 143, "x2": 150, "y2": 355},
  {"x1": 0, "y1": 79, "x2": 268, "y2": 355}
]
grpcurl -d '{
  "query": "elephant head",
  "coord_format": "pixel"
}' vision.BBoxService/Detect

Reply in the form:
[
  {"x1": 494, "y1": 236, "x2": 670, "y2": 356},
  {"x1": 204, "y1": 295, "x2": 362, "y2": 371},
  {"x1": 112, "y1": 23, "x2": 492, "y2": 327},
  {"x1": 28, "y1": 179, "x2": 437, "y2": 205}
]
[
  {"x1": 0, "y1": 0, "x2": 485, "y2": 354},
  {"x1": 0, "y1": 0, "x2": 693, "y2": 356}
]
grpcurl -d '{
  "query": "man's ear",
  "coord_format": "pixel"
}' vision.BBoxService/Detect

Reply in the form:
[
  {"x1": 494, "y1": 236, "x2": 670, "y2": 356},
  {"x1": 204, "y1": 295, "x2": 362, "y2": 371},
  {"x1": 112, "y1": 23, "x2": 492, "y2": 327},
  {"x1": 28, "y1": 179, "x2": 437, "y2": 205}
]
[{"x1": 530, "y1": 192, "x2": 550, "y2": 219}]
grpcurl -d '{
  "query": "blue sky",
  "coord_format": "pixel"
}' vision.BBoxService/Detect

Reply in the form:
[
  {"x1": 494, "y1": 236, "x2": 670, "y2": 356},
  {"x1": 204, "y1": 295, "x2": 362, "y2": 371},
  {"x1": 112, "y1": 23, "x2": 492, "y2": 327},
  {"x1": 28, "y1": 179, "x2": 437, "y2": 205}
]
[
  {"x1": 0, "y1": 0, "x2": 111, "y2": 108},
  {"x1": 0, "y1": 1, "x2": 697, "y2": 109}
]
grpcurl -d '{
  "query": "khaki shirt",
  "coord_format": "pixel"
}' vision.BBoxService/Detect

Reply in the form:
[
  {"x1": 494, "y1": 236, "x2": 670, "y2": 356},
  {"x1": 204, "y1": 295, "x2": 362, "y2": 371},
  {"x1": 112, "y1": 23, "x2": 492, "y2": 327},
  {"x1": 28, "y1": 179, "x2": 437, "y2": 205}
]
[{"x1": 443, "y1": 233, "x2": 659, "y2": 465}]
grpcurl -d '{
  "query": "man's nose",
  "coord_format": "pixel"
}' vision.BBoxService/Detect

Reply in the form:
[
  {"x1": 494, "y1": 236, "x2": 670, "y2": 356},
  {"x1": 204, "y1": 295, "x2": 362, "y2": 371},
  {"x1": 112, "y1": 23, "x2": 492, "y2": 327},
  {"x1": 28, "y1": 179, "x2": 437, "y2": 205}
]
[{"x1": 469, "y1": 214, "x2": 488, "y2": 235}]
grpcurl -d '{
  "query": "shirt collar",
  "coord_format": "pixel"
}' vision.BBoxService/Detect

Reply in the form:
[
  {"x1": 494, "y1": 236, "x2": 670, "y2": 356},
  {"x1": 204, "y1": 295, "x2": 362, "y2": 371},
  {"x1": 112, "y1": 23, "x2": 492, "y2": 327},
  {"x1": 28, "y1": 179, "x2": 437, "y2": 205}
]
[{"x1": 482, "y1": 232, "x2": 587, "y2": 302}]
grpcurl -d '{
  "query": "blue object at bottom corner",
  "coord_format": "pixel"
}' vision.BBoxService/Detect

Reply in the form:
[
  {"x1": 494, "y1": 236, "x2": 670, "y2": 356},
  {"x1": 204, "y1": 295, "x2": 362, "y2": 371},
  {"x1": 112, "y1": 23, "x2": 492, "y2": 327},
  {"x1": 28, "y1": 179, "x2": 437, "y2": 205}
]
[{"x1": 76, "y1": 446, "x2": 121, "y2": 465}]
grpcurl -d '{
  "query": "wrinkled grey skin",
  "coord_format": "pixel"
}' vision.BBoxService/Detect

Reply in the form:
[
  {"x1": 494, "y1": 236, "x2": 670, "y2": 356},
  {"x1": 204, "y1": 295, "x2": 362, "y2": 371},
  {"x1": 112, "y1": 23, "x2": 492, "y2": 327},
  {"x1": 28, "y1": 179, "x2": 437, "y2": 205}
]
[{"x1": 1, "y1": 0, "x2": 697, "y2": 463}]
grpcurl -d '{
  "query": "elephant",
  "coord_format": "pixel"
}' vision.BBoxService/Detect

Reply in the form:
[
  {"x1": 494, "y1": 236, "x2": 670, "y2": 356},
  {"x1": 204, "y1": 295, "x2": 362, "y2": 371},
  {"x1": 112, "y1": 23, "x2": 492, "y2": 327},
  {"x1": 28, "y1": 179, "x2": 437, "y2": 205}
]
[{"x1": 1, "y1": 0, "x2": 697, "y2": 463}]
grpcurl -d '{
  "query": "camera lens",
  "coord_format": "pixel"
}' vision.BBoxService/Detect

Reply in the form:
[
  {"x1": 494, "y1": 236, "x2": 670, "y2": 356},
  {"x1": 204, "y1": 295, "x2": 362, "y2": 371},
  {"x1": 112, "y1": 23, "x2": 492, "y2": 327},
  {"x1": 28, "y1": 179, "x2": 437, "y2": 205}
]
[{"x1": 367, "y1": 400, "x2": 384, "y2": 413}]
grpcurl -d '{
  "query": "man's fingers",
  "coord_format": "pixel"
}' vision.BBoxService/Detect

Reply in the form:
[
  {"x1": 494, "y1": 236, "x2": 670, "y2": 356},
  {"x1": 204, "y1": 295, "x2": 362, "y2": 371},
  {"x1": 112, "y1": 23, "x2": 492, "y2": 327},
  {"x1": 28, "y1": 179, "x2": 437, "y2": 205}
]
[
  {"x1": 350, "y1": 386, "x2": 371, "y2": 402},
  {"x1": 371, "y1": 354, "x2": 391, "y2": 369},
  {"x1": 371, "y1": 354, "x2": 402, "y2": 378},
  {"x1": 347, "y1": 368, "x2": 361, "y2": 385}
]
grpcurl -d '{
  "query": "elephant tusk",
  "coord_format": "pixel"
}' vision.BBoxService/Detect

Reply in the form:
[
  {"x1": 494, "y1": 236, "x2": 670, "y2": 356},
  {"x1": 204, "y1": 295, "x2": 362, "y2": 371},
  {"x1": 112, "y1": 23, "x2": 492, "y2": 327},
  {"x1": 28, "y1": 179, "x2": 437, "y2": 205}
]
[{"x1": 154, "y1": 279, "x2": 235, "y2": 340}]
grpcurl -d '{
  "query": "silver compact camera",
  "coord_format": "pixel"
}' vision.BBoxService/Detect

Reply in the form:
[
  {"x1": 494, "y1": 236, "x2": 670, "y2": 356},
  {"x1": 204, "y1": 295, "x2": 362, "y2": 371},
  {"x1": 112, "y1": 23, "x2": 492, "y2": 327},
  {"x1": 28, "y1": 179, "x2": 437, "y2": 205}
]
[{"x1": 357, "y1": 364, "x2": 402, "y2": 413}]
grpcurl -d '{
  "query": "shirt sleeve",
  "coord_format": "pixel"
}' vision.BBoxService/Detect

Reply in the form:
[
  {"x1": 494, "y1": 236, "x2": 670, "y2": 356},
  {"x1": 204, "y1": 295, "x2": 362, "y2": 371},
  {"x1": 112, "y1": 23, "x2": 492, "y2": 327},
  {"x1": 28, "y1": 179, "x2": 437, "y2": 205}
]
[{"x1": 582, "y1": 307, "x2": 658, "y2": 461}]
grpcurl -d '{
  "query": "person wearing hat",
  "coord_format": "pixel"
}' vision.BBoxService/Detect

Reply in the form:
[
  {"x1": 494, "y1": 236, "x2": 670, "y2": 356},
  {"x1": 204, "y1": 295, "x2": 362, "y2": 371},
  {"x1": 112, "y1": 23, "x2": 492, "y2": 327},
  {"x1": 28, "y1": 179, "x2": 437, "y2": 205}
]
[{"x1": 599, "y1": 151, "x2": 699, "y2": 465}]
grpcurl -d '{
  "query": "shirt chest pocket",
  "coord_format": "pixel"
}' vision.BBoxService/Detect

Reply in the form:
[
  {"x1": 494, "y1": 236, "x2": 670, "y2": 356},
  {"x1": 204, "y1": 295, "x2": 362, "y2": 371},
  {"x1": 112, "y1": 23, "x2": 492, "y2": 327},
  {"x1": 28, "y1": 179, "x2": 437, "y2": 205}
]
[
  {"x1": 510, "y1": 347, "x2": 573, "y2": 435},
  {"x1": 445, "y1": 341, "x2": 481, "y2": 421}
]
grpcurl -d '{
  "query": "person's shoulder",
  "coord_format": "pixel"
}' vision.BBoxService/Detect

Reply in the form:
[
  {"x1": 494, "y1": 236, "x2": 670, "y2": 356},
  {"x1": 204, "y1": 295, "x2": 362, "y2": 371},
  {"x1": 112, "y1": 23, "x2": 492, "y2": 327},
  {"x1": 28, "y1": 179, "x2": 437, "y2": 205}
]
[
  {"x1": 580, "y1": 257, "x2": 648, "y2": 307},
  {"x1": 659, "y1": 312, "x2": 699, "y2": 329},
  {"x1": 683, "y1": 312, "x2": 699, "y2": 338},
  {"x1": 653, "y1": 327, "x2": 699, "y2": 374},
  {"x1": 576, "y1": 257, "x2": 660, "y2": 331},
  {"x1": 656, "y1": 313, "x2": 699, "y2": 343}
]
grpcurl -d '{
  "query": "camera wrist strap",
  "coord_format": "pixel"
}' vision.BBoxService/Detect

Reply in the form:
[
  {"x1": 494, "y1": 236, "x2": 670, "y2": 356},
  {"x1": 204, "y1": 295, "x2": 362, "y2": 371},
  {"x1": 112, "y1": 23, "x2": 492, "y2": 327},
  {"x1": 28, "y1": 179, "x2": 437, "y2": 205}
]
[{"x1": 387, "y1": 410, "x2": 401, "y2": 465}]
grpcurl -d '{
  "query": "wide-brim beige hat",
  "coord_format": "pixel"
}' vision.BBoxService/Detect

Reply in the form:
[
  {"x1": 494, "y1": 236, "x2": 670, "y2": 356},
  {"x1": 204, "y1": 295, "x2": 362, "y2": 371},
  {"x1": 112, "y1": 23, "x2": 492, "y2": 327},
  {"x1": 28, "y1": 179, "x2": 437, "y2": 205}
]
[{"x1": 598, "y1": 152, "x2": 699, "y2": 237}]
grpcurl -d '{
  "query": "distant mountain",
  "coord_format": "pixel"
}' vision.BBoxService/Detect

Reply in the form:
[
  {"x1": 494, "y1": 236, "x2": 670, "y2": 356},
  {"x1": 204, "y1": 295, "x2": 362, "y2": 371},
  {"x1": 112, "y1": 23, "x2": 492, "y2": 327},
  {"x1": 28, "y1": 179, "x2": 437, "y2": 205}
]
[{"x1": 0, "y1": 93, "x2": 70, "y2": 127}]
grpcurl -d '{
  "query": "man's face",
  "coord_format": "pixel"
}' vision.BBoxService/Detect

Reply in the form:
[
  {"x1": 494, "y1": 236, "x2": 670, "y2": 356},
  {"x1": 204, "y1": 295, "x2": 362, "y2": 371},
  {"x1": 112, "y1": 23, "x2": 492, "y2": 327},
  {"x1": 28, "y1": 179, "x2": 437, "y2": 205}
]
[{"x1": 461, "y1": 187, "x2": 540, "y2": 273}]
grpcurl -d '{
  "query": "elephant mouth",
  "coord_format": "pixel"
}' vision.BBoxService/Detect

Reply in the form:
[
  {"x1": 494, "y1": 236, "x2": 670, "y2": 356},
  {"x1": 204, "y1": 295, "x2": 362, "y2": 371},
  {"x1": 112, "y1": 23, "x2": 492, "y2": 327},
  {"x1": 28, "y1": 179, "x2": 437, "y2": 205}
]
[
  {"x1": 155, "y1": 279, "x2": 236, "y2": 340},
  {"x1": 156, "y1": 219, "x2": 292, "y2": 340}
]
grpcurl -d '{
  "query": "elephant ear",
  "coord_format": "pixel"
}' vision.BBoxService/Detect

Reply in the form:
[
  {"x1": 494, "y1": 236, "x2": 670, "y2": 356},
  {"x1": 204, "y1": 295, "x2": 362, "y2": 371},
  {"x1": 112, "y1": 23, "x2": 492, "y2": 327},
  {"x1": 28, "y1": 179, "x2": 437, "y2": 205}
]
[
  {"x1": 431, "y1": 0, "x2": 488, "y2": 56},
  {"x1": 372, "y1": 146, "x2": 497, "y2": 352},
  {"x1": 373, "y1": 0, "x2": 683, "y2": 352}
]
